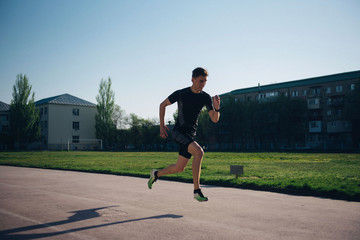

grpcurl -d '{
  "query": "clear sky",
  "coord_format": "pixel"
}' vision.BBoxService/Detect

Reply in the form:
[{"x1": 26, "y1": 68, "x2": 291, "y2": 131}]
[{"x1": 1, "y1": 0, "x2": 359, "y2": 122}]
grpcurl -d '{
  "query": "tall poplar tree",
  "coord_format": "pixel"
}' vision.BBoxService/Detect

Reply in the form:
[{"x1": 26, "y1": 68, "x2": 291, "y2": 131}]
[
  {"x1": 95, "y1": 77, "x2": 116, "y2": 148},
  {"x1": 10, "y1": 74, "x2": 40, "y2": 150}
]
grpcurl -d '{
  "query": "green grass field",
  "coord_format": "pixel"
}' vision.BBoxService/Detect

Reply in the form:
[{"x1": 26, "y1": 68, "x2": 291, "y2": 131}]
[{"x1": 0, "y1": 151, "x2": 359, "y2": 201}]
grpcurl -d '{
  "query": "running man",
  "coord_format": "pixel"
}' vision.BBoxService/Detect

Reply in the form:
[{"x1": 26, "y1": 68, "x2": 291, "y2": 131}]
[{"x1": 148, "y1": 67, "x2": 220, "y2": 202}]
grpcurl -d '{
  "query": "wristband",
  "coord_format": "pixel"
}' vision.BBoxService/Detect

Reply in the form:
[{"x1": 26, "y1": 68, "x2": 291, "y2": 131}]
[{"x1": 215, "y1": 108, "x2": 220, "y2": 112}]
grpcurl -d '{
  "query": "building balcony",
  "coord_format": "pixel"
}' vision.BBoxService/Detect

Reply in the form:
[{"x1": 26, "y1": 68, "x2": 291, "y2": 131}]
[
  {"x1": 309, "y1": 121, "x2": 322, "y2": 133},
  {"x1": 328, "y1": 102, "x2": 344, "y2": 107},
  {"x1": 327, "y1": 121, "x2": 352, "y2": 133},
  {"x1": 307, "y1": 98, "x2": 320, "y2": 109}
]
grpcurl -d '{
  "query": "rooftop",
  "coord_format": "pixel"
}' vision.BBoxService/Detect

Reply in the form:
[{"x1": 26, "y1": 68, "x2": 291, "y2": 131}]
[
  {"x1": 35, "y1": 94, "x2": 96, "y2": 107},
  {"x1": 0, "y1": 101, "x2": 10, "y2": 111},
  {"x1": 221, "y1": 70, "x2": 360, "y2": 96}
]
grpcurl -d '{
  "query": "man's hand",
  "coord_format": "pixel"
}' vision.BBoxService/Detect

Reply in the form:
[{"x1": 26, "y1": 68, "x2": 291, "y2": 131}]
[
  {"x1": 209, "y1": 95, "x2": 221, "y2": 123},
  {"x1": 159, "y1": 98, "x2": 172, "y2": 139},
  {"x1": 160, "y1": 125, "x2": 169, "y2": 139},
  {"x1": 212, "y1": 95, "x2": 220, "y2": 110}
]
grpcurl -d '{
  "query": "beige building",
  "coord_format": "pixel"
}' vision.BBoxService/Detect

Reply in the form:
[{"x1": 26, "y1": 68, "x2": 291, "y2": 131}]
[
  {"x1": 0, "y1": 101, "x2": 10, "y2": 150},
  {"x1": 35, "y1": 94, "x2": 99, "y2": 150}
]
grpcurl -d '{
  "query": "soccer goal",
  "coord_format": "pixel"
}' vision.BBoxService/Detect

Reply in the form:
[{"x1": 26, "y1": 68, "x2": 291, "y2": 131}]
[{"x1": 67, "y1": 139, "x2": 103, "y2": 151}]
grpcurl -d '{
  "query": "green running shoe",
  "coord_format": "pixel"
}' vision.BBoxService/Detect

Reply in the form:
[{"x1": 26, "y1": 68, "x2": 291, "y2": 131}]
[
  {"x1": 148, "y1": 169, "x2": 158, "y2": 189},
  {"x1": 194, "y1": 189, "x2": 208, "y2": 202}
]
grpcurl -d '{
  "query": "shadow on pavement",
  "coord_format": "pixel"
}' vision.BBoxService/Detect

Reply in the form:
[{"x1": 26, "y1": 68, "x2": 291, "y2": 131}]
[{"x1": 0, "y1": 205, "x2": 183, "y2": 239}]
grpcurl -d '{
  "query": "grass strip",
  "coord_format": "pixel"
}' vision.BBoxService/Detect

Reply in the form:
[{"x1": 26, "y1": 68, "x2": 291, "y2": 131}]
[{"x1": 0, "y1": 151, "x2": 359, "y2": 201}]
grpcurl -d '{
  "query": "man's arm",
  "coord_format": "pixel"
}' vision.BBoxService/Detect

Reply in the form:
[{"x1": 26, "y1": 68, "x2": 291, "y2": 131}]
[
  {"x1": 209, "y1": 110, "x2": 220, "y2": 123},
  {"x1": 159, "y1": 98, "x2": 172, "y2": 138},
  {"x1": 209, "y1": 95, "x2": 220, "y2": 123}
]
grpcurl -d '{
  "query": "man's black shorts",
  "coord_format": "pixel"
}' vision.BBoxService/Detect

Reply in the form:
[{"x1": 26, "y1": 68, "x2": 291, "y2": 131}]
[{"x1": 172, "y1": 130, "x2": 194, "y2": 159}]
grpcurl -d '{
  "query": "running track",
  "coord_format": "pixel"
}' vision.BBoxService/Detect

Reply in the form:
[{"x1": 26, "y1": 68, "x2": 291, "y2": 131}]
[{"x1": 0, "y1": 166, "x2": 359, "y2": 239}]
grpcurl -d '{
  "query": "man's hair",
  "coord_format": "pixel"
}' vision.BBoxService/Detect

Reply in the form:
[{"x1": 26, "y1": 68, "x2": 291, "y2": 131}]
[{"x1": 192, "y1": 67, "x2": 208, "y2": 78}]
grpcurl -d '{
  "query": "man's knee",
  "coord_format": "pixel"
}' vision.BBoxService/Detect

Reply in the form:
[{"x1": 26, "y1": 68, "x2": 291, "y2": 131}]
[
  {"x1": 194, "y1": 148, "x2": 204, "y2": 160},
  {"x1": 189, "y1": 143, "x2": 204, "y2": 159},
  {"x1": 174, "y1": 165, "x2": 186, "y2": 173}
]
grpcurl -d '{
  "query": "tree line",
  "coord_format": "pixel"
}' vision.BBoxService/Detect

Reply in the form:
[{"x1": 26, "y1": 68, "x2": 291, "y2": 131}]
[
  {"x1": 1, "y1": 74, "x2": 170, "y2": 150},
  {"x1": 94, "y1": 78, "x2": 170, "y2": 150},
  {"x1": 196, "y1": 82, "x2": 360, "y2": 151},
  {"x1": 196, "y1": 96, "x2": 308, "y2": 151},
  {"x1": 2, "y1": 74, "x2": 359, "y2": 151}
]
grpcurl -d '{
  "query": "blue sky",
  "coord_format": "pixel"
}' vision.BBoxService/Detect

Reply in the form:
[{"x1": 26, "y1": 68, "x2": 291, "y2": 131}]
[{"x1": 1, "y1": 0, "x2": 359, "y2": 122}]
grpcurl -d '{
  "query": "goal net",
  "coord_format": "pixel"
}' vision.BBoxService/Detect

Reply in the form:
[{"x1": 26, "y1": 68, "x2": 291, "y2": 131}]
[{"x1": 67, "y1": 139, "x2": 103, "y2": 151}]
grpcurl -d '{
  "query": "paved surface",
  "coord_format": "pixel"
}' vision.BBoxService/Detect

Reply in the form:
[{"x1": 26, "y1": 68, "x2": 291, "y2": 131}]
[{"x1": 0, "y1": 166, "x2": 359, "y2": 240}]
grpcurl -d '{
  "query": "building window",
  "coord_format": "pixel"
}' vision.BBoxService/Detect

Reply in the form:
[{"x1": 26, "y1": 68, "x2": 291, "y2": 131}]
[
  {"x1": 308, "y1": 134, "x2": 321, "y2": 142},
  {"x1": 335, "y1": 109, "x2": 342, "y2": 117},
  {"x1": 326, "y1": 87, "x2": 331, "y2": 94},
  {"x1": 303, "y1": 90, "x2": 307, "y2": 96},
  {"x1": 310, "y1": 121, "x2": 319, "y2": 128},
  {"x1": 73, "y1": 122, "x2": 80, "y2": 130},
  {"x1": 350, "y1": 84, "x2": 355, "y2": 90},
  {"x1": 309, "y1": 121, "x2": 322, "y2": 132},
  {"x1": 291, "y1": 91, "x2": 298, "y2": 97},
  {"x1": 72, "y1": 136, "x2": 80, "y2": 143},
  {"x1": 1, "y1": 126, "x2": 9, "y2": 133},
  {"x1": 311, "y1": 87, "x2": 321, "y2": 95},
  {"x1": 308, "y1": 98, "x2": 319, "y2": 105},
  {"x1": 44, "y1": 107, "x2": 47, "y2": 115},
  {"x1": 330, "y1": 96, "x2": 344, "y2": 106},
  {"x1": 336, "y1": 85, "x2": 343, "y2": 92},
  {"x1": 307, "y1": 98, "x2": 320, "y2": 109},
  {"x1": 0, "y1": 114, "x2": 8, "y2": 121},
  {"x1": 73, "y1": 108, "x2": 80, "y2": 116}
]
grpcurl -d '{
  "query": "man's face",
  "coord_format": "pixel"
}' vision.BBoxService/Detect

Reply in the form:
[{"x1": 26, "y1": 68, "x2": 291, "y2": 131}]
[{"x1": 191, "y1": 75, "x2": 207, "y2": 93}]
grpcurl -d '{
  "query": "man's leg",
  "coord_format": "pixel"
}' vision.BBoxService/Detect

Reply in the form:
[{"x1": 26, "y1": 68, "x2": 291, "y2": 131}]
[
  {"x1": 187, "y1": 141, "x2": 204, "y2": 190},
  {"x1": 148, "y1": 155, "x2": 190, "y2": 189},
  {"x1": 157, "y1": 155, "x2": 190, "y2": 177},
  {"x1": 188, "y1": 141, "x2": 208, "y2": 202}
]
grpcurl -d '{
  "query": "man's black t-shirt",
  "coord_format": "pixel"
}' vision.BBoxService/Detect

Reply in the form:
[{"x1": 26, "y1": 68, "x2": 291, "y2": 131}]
[{"x1": 168, "y1": 87, "x2": 213, "y2": 136}]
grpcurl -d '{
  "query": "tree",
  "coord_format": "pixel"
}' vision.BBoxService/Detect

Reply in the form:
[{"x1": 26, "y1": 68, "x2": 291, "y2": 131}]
[
  {"x1": 112, "y1": 104, "x2": 127, "y2": 129},
  {"x1": 95, "y1": 77, "x2": 116, "y2": 148},
  {"x1": 345, "y1": 82, "x2": 360, "y2": 148},
  {"x1": 197, "y1": 95, "x2": 307, "y2": 151},
  {"x1": 10, "y1": 74, "x2": 40, "y2": 150}
]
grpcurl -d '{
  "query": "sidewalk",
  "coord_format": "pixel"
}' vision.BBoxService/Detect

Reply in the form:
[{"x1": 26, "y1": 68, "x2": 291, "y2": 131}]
[{"x1": 0, "y1": 166, "x2": 359, "y2": 239}]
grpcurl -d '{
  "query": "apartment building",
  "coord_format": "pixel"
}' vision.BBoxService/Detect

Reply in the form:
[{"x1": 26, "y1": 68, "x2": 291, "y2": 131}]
[
  {"x1": 35, "y1": 94, "x2": 98, "y2": 150},
  {"x1": 221, "y1": 70, "x2": 360, "y2": 151}
]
